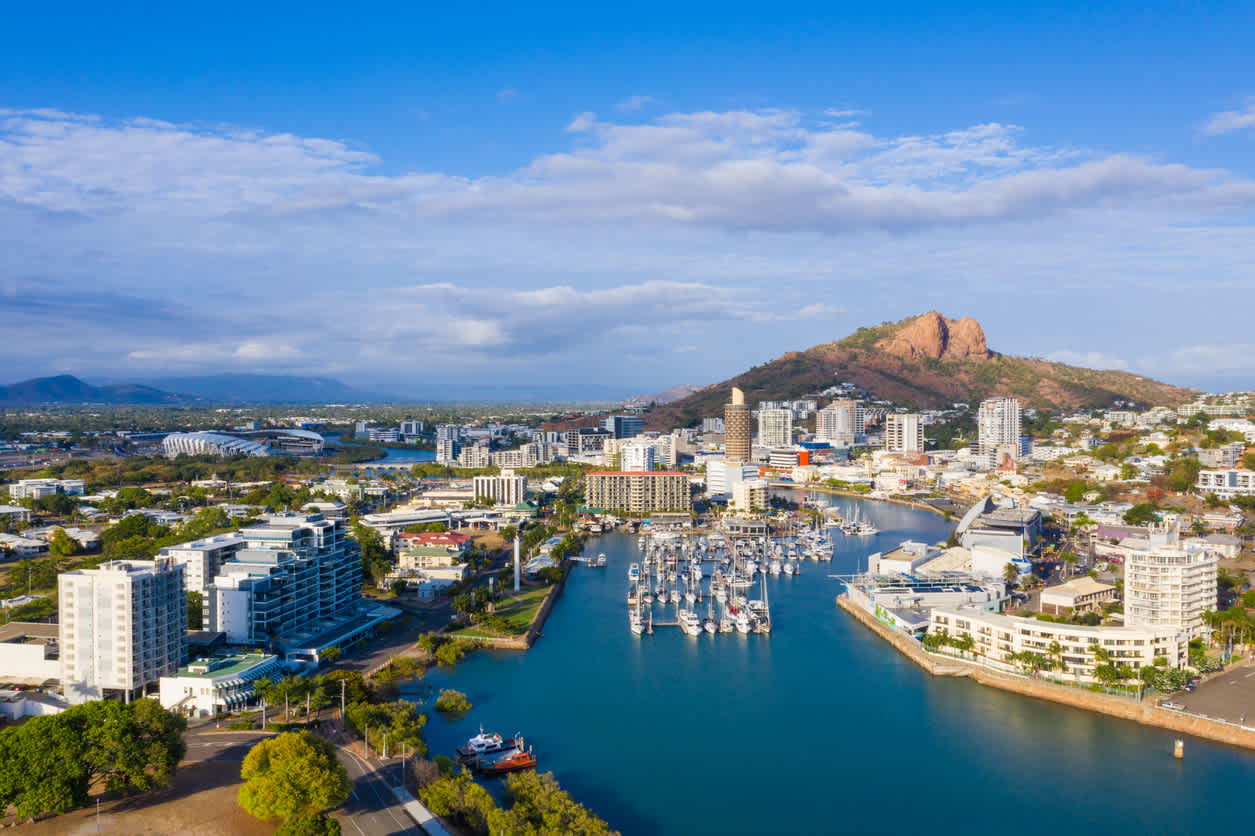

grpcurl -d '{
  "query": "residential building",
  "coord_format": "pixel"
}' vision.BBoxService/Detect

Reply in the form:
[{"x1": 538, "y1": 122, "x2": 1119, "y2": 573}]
[
  {"x1": 206, "y1": 513, "x2": 360, "y2": 646},
  {"x1": 702, "y1": 417, "x2": 725, "y2": 434},
  {"x1": 367, "y1": 428, "x2": 401, "y2": 443},
  {"x1": 885, "y1": 413, "x2": 925, "y2": 454},
  {"x1": 59, "y1": 559, "x2": 187, "y2": 704},
  {"x1": 730, "y1": 478, "x2": 769, "y2": 513},
  {"x1": 0, "y1": 622, "x2": 60, "y2": 686},
  {"x1": 160, "y1": 532, "x2": 247, "y2": 597},
  {"x1": 757, "y1": 408, "x2": 793, "y2": 449},
  {"x1": 435, "y1": 424, "x2": 462, "y2": 442},
  {"x1": 601, "y1": 414, "x2": 644, "y2": 440},
  {"x1": 0, "y1": 504, "x2": 31, "y2": 524},
  {"x1": 705, "y1": 459, "x2": 759, "y2": 497},
  {"x1": 1040, "y1": 577, "x2": 1118, "y2": 616},
  {"x1": 1198, "y1": 442, "x2": 1246, "y2": 469},
  {"x1": 8, "y1": 478, "x2": 86, "y2": 500},
  {"x1": 929, "y1": 608, "x2": 1189, "y2": 682},
  {"x1": 568, "y1": 428, "x2": 613, "y2": 457},
  {"x1": 158, "y1": 653, "x2": 281, "y2": 717},
  {"x1": 724, "y1": 387, "x2": 752, "y2": 463},
  {"x1": 472, "y1": 470, "x2": 527, "y2": 506},
  {"x1": 584, "y1": 471, "x2": 692, "y2": 514},
  {"x1": 1124, "y1": 525, "x2": 1219, "y2": 641},
  {"x1": 977, "y1": 397, "x2": 1027, "y2": 466},
  {"x1": 400, "y1": 420, "x2": 424, "y2": 436},
  {"x1": 1196, "y1": 468, "x2": 1255, "y2": 499},
  {"x1": 396, "y1": 530, "x2": 472, "y2": 570},
  {"x1": 456, "y1": 444, "x2": 491, "y2": 469},
  {"x1": 435, "y1": 438, "x2": 461, "y2": 464},
  {"x1": 816, "y1": 401, "x2": 863, "y2": 445},
  {"x1": 0, "y1": 533, "x2": 46, "y2": 557},
  {"x1": 620, "y1": 441, "x2": 656, "y2": 472}
]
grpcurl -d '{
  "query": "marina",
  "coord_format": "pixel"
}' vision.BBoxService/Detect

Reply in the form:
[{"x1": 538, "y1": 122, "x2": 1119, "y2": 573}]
[
  {"x1": 626, "y1": 528, "x2": 834, "y2": 636},
  {"x1": 420, "y1": 492, "x2": 1255, "y2": 836}
]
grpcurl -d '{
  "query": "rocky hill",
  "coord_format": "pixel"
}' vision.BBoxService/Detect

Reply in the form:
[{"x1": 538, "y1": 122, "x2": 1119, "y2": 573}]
[{"x1": 645, "y1": 312, "x2": 1194, "y2": 428}]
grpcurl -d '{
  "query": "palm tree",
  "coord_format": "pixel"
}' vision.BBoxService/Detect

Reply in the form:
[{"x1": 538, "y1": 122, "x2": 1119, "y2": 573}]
[
  {"x1": 1048, "y1": 640, "x2": 1066, "y2": 673},
  {"x1": 1002, "y1": 562, "x2": 1019, "y2": 587}
]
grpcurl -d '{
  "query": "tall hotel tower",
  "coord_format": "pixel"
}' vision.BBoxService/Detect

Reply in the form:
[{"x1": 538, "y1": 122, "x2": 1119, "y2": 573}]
[{"x1": 723, "y1": 387, "x2": 752, "y2": 463}]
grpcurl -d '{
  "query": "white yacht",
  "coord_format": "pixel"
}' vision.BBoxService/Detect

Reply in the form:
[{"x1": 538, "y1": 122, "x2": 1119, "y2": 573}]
[
  {"x1": 628, "y1": 563, "x2": 640, "y2": 582},
  {"x1": 735, "y1": 609, "x2": 753, "y2": 634},
  {"x1": 629, "y1": 610, "x2": 645, "y2": 635},
  {"x1": 679, "y1": 609, "x2": 702, "y2": 636}
]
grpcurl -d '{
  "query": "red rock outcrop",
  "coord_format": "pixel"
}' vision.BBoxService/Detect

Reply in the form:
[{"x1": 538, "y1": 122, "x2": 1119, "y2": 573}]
[{"x1": 881, "y1": 311, "x2": 991, "y2": 362}]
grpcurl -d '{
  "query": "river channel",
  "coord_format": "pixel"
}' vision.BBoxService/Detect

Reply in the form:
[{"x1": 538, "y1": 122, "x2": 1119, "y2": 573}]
[{"x1": 419, "y1": 491, "x2": 1255, "y2": 835}]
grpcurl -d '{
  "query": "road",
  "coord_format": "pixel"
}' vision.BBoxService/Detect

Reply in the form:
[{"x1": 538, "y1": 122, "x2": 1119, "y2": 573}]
[{"x1": 183, "y1": 723, "x2": 422, "y2": 836}]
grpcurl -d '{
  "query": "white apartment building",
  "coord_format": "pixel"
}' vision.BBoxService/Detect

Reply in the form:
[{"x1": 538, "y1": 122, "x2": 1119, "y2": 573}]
[
  {"x1": 59, "y1": 559, "x2": 187, "y2": 704},
  {"x1": 702, "y1": 417, "x2": 725, "y2": 434},
  {"x1": 472, "y1": 470, "x2": 527, "y2": 505},
  {"x1": 884, "y1": 413, "x2": 925, "y2": 454},
  {"x1": 9, "y1": 478, "x2": 86, "y2": 500},
  {"x1": 400, "y1": 420, "x2": 424, "y2": 436},
  {"x1": 456, "y1": 445, "x2": 491, "y2": 469},
  {"x1": 1196, "y1": 468, "x2": 1255, "y2": 499},
  {"x1": 757, "y1": 408, "x2": 793, "y2": 449},
  {"x1": 160, "y1": 532, "x2": 247, "y2": 597},
  {"x1": 1124, "y1": 526, "x2": 1219, "y2": 641},
  {"x1": 816, "y1": 401, "x2": 863, "y2": 445},
  {"x1": 705, "y1": 459, "x2": 759, "y2": 497},
  {"x1": 620, "y1": 441, "x2": 656, "y2": 472},
  {"x1": 435, "y1": 438, "x2": 461, "y2": 464},
  {"x1": 977, "y1": 397, "x2": 1026, "y2": 466},
  {"x1": 206, "y1": 513, "x2": 360, "y2": 646},
  {"x1": 929, "y1": 608, "x2": 1189, "y2": 682}
]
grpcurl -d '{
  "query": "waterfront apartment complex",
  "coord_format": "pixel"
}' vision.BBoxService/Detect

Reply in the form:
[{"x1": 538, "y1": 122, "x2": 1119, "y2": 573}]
[
  {"x1": 472, "y1": 470, "x2": 527, "y2": 505},
  {"x1": 884, "y1": 413, "x2": 925, "y2": 453},
  {"x1": 160, "y1": 532, "x2": 246, "y2": 596},
  {"x1": 757, "y1": 408, "x2": 793, "y2": 449},
  {"x1": 929, "y1": 607, "x2": 1189, "y2": 682},
  {"x1": 584, "y1": 471, "x2": 692, "y2": 514},
  {"x1": 206, "y1": 513, "x2": 360, "y2": 646},
  {"x1": 723, "y1": 387, "x2": 752, "y2": 463},
  {"x1": 1123, "y1": 526, "x2": 1219, "y2": 641},
  {"x1": 59, "y1": 559, "x2": 188, "y2": 704}
]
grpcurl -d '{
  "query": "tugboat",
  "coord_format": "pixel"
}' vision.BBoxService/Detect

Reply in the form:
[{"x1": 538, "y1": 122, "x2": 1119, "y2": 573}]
[
  {"x1": 456, "y1": 727, "x2": 518, "y2": 759},
  {"x1": 477, "y1": 739, "x2": 537, "y2": 775}
]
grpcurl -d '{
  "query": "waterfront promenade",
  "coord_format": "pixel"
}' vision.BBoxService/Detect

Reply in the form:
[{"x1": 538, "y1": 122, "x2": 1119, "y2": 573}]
[{"x1": 837, "y1": 593, "x2": 1255, "y2": 752}]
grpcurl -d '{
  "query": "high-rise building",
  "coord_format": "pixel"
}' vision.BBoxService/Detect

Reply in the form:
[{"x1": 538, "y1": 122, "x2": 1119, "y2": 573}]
[
  {"x1": 400, "y1": 420, "x2": 424, "y2": 436},
  {"x1": 472, "y1": 470, "x2": 527, "y2": 505},
  {"x1": 435, "y1": 438, "x2": 461, "y2": 464},
  {"x1": 601, "y1": 415, "x2": 645, "y2": 440},
  {"x1": 885, "y1": 413, "x2": 926, "y2": 454},
  {"x1": 1124, "y1": 525, "x2": 1219, "y2": 641},
  {"x1": 702, "y1": 417, "x2": 725, "y2": 434},
  {"x1": 731, "y1": 478, "x2": 769, "y2": 512},
  {"x1": 435, "y1": 424, "x2": 462, "y2": 442},
  {"x1": 206, "y1": 513, "x2": 360, "y2": 646},
  {"x1": 584, "y1": 471, "x2": 691, "y2": 513},
  {"x1": 160, "y1": 532, "x2": 247, "y2": 597},
  {"x1": 620, "y1": 441, "x2": 656, "y2": 472},
  {"x1": 59, "y1": 559, "x2": 187, "y2": 704},
  {"x1": 977, "y1": 397, "x2": 1025, "y2": 465},
  {"x1": 757, "y1": 408, "x2": 793, "y2": 449},
  {"x1": 723, "y1": 387, "x2": 752, "y2": 463},
  {"x1": 816, "y1": 400, "x2": 864, "y2": 445},
  {"x1": 705, "y1": 459, "x2": 759, "y2": 497}
]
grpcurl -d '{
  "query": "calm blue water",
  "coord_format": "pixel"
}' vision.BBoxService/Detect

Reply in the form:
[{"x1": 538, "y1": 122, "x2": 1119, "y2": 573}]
[
  {"x1": 321, "y1": 432, "x2": 435, "y2": 464},
  {"x1": 418, "y1": 493, "x2": 1255, "y2": 835}
]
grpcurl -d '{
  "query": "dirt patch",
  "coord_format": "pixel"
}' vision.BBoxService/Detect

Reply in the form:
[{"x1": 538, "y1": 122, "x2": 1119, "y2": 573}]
[{"x1": 10, "y1": 761, "x2": 274, "y2": 835}]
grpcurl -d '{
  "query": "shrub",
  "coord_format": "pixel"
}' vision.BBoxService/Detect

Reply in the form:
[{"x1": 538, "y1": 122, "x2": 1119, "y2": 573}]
[{"x1": 434, "y1": 689, "x2": 472, "y2": 714}]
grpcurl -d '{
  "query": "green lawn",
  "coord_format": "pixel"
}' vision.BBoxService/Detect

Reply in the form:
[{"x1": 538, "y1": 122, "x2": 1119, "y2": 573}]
[{"x1": 450, "y1": 585, "x2": 553, "y2": 639}]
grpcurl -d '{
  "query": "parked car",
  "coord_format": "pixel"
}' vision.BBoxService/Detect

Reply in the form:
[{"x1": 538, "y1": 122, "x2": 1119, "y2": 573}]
[{"x1": 1160, "y1": 701, "x2": 1185, "y2": 710}]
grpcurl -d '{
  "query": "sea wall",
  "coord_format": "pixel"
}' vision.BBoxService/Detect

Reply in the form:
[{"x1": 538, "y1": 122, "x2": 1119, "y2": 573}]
[{"x1": 836, "y1": 594, "x2": 1255, "y2": 751}]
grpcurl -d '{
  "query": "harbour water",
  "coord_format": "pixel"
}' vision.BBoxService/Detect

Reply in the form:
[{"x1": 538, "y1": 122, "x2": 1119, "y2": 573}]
[{"x1": 420, "y1": 493, "x2": 1255, "y2": 835}]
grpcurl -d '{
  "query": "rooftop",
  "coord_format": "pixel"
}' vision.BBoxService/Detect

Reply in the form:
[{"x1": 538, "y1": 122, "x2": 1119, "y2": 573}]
[
  {"x1": 0, "y1": 622, "x2": 58, "y2": 643},
  {"x1": 1040, "y1": 577, "x2": 1117, "y2": 598},
  {"x1": 176, "y1": 653, "x2": 276, "y2": 679}
]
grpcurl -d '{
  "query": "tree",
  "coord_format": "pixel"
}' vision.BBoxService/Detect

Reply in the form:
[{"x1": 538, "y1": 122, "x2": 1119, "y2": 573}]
[
  {"x1": 187, "y1": 591, "x2": 204, "y2": 630},
  {"x1": 1002, "y1": 562, "x2": 1019, "y2": 586},
  {"x1": 499, "y1": 525, "x2": 517, "y2": 543},
  {"x1": 47, "y1": 527, "x2": 78, "y2": 557},
  {"x1": 434, "y1": 689, "x2": 473, "y2": 713},
  {"x1": 238, "y1": 732, "x2": 350, "y2": 822},
  {"x1": 1064, "y1": 481, "x2": 1088, "y2": 504},
  {"x1": 320, "y1": 646, "x2": 341, "y2": 665},
  {"x1": 276, "y1": 813, "x2": 342, "y2": 836},
  {"x1": 1123, "y1": 503, "x2": 1160, "y2": 526}
]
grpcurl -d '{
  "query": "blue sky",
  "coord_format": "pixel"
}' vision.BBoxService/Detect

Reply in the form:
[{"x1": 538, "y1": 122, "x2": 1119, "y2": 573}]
[{"x1": 3, "y1": 1, "x2": 1255, "y2": 396}]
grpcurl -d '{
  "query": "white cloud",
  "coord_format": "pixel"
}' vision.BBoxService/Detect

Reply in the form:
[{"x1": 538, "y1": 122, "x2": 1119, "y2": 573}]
[
  {"x1": 616, "y1": 95, "x2": 656, "y2": 111},
  {"x1": 795, "y1": 303, "x2": 844, "y2": 319},
  {"x1": 1163, "y1": 344, "x2": 1255, "y2": 374},
  {"x1": 1046, "y1": 350, "x2": 1128, "y2": 370},
  {"x1": 1201, "y1": 99, "x2": 1255, "y2": 136}
]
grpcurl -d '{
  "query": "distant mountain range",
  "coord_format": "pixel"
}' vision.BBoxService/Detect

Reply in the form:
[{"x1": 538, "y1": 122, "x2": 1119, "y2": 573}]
[
  {"x1": 628, "y1": 384, "x2": 702, "y2": 405},
  {"x1": 645, "y1": 311, "x2": 1195, "y2": 428},
  {"x1": 0, "y1": 375, "x2": 187, "y2": 405},
  {"x1": 0, "y1": 374, "x2": 635, "y2": 405}
]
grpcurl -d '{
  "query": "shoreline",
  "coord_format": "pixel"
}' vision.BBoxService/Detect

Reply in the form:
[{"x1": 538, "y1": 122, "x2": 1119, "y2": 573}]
[
  {"x1": 835, "y1": 594, "x2": 1255, "y2": 752},
  {"x1": 769, "y1": 482, "x2": 953, "y2": 519}
]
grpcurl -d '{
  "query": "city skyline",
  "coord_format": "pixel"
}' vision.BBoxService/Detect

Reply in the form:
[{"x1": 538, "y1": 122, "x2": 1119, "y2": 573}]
[{"x1": 3, "y1": 3, "x2": 1255, "y2": 393}]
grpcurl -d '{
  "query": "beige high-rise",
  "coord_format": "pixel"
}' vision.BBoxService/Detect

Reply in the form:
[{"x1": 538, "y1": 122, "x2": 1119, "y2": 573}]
[{"x1": 723, "y1": 386, "x2": 751, "y2": 463}]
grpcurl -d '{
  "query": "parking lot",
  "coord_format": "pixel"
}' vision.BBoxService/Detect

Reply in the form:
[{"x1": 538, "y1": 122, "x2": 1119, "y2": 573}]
[{"x1": 1175, "y1": 664, "x2": 1255, "y2": 725}]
